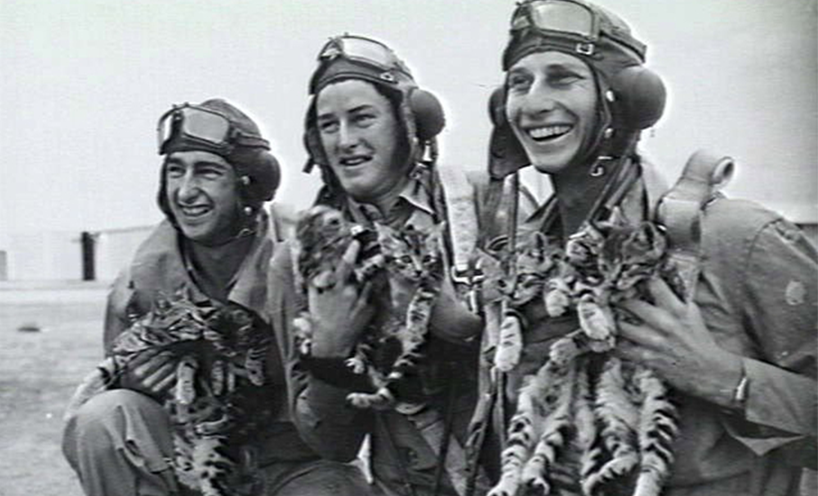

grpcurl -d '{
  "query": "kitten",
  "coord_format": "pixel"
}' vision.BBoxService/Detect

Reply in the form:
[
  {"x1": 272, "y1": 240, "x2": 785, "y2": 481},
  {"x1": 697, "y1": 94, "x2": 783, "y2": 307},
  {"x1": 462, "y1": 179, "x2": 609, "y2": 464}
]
[
  {"x1": 482, "y1": 230, "x2": 563, "y2": 372},
  {"x1": 65, "y1": 289, "x2": 273, "y2": 496},
  {"x1": 346, "y1": 223, "x2": 446, "y2": 411},
  {"x1": 489, "y1": 217, "x2": 681, "y2": 496},
  {"x1": 290, "y1": 205, "x2": 384, "y2": 357}
]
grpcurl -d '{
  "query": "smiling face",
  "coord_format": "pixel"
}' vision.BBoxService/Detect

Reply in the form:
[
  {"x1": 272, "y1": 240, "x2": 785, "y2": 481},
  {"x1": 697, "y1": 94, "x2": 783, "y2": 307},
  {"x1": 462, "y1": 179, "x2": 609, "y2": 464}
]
[
  {"x1": 316, "y1": 79, "x2": 409, "y2": 206},
  {"x1": 505, "y1": 51, "x2": 599, "y2": 175},
  {"x1": 164, "y1": 150, "x2": 241, "y2": 246}
]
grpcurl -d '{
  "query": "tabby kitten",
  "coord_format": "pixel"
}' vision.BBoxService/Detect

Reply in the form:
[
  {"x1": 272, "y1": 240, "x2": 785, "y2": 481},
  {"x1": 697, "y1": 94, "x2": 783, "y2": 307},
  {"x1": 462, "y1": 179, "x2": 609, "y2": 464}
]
[
  {"x1": 482, "y1": 230, "x2": 563, "y2": 372},
  {"x1": 290, "y1": 205, "x2": 384, "y2": 360},
  {"x1": 345, "y1": 222, "x2": 446, "y2": 410},
  {"x1": 489, "y1": 218, "x2": 680, "y2": 496},
  {"x1": 65, "y1": 289, "x2": 273, "y2": 496},
  {"x1": 290, "y1": 206, "x2": 446, "y2": 410}
]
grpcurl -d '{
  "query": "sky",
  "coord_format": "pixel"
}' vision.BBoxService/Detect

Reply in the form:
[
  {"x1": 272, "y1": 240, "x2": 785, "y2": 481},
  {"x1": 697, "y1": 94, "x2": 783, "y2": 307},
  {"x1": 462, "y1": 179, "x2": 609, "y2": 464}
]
[{"x1": 1, "y1": 0, "x2": 816, "y2": 240}]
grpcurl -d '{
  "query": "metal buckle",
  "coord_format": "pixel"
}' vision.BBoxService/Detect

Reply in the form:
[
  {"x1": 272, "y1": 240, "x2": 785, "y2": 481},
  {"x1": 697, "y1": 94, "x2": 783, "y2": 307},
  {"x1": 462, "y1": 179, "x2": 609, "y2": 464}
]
[
  {"x1": 576, "y1": 42, "x2": 595, "y2": 55},
  {"x1": 451, "y1": 265, "x2": 485, "y2": 314},
  {"x1": 450, "y1": 265, "x2": 485, "y2": 286}
]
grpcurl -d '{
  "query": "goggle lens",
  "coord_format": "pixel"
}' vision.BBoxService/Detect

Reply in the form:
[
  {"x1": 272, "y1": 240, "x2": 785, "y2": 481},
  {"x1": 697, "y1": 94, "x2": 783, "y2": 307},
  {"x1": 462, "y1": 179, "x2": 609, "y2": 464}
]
[
  {"x1": 181, "y1": 108, "x2": 230, "y2": 146},
  {"x1": 513, "y1": 0, "x2": 595, "y2": 38},
  {"x1": 157, "y1": 105, "x2": 232, "y2": 154},
  {"x1": 317, "y1": 35, "x2": 408, "y2": 75}
]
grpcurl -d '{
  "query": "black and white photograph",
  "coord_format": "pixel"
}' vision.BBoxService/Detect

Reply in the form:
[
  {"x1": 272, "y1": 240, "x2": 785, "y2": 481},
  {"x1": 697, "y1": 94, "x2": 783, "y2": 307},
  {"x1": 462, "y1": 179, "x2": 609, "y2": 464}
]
[{"x1": 1, "y1": 1, "x2": 815, "y2": 495}]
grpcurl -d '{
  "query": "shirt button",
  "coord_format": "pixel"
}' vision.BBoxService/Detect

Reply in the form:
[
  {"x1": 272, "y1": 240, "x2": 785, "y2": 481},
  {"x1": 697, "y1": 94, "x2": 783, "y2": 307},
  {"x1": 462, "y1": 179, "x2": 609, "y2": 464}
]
[{"x1": 403, "y1": 447, "x2": 420, "y2": 467}]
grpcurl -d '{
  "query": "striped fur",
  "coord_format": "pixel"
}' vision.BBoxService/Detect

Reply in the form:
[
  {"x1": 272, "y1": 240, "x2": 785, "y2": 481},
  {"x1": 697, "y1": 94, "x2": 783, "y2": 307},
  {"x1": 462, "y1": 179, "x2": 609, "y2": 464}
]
[
  {"x1": 64, "y1": 290, "x2": 273, "y2": 496},
  {"x1": 489, "y1": 219, "x2": 681, "y2": 496},
  {"x1": 291, "y1": 206, "x2": 385, "y2": 369},
  {"x1": 482, "y1": 230, "x2": 563, "y2": 372},
  {"x1": 346, "y1": 223, "x2": 444, "y2": 410}
]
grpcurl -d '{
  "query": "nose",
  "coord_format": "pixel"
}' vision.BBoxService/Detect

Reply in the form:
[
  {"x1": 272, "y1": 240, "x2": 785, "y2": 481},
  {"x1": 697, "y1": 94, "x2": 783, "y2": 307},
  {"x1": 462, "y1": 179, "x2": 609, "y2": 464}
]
[
  {"x1": 176, "y1": 170, "x2": 201, "y2": 204},
  {"x1": 337, "y1": 121, "x2": 360, "y2": 151},
  {"x1": 522, "y1": 80, "x2": 557, "y2": 116}
]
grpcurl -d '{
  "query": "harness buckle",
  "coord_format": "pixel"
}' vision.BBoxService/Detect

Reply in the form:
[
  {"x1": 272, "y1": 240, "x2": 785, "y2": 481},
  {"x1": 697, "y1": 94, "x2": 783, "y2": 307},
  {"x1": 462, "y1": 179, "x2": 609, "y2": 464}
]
[
  {"x1": 576, "y1": 42, "x2": 595, "y2": 55},
  {"x1": 451, "y1": 265, "x2": 485, "y2": 314}
]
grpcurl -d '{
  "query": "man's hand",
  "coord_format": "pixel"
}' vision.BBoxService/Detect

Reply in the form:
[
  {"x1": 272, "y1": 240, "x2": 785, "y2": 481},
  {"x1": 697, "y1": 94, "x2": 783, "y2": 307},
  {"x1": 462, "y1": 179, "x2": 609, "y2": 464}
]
[
  {"x1": 308, "y1": 240, "x2": 376, "y2": 358},
  {"x1": 119, "y1": 350, "x2": 177, "y2": 399},
  {"x1": 429, "y1": 275, "x2": 483, "y2": 341},
  {"x1": 615, "y1": 278, "x2": 743, "y2": 408}
]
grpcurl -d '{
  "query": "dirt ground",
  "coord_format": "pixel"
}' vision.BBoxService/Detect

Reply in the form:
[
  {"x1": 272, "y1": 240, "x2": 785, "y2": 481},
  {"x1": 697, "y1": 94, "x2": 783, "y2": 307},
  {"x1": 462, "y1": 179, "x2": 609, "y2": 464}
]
[{"x1": 0, "y1": 284, "x2": 107, "y2": 496}]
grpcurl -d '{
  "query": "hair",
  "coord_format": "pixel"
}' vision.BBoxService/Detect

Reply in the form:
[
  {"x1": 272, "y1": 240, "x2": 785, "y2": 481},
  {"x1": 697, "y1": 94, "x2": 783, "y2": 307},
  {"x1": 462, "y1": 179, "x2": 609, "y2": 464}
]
[{"x1": 312, "y1": 77, "x2": 412, "y2": 207}]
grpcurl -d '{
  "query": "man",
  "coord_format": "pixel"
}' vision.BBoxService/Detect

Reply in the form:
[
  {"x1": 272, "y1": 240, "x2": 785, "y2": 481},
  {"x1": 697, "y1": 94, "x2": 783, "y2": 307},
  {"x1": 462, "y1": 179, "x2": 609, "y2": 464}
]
[
  {"x1": 472, "y1": 1, "x2": 817, "y2": 495},
  {"x1": 62, "y1": 98, "x2": 370, "y2": 496},
  {"x1": 267, "y1": 33, "x2": 540, "y2": 496}
]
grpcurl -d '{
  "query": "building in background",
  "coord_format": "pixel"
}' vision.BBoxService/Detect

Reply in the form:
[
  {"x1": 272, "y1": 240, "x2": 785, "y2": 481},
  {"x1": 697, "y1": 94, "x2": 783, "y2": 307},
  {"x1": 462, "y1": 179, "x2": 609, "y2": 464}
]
[{"x1": 0, "y1": 203, "x2": 298, "y2": 283}]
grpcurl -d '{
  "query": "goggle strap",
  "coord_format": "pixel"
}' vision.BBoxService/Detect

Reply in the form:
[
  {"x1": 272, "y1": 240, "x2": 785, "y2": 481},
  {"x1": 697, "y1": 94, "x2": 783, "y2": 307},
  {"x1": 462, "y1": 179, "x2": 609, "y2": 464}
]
[{"x1": 157, "y1": 103, "x2": 270, "y2": 154}]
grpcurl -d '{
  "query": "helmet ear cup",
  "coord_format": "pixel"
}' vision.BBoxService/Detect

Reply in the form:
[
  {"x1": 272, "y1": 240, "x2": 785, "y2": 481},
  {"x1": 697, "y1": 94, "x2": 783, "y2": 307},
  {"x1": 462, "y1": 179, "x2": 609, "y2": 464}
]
[
  {"x1": 487, "y1": 85, "x2": 529, "y2": 179},
  {"x1": 302, "y1": 98, "x2": 327, "y2": 173},
  {"x1": 610, "y1": 66, "x2": 666, "y2": 130},
  {"x1": 408, "y1": 88, "x2": 445, "y2": 141},
  {"x1": 488, "y1": 86, "x2": 508, "y2": 127},
  {"x1": 303, "y1": 126, "x2": 326, "y2": 172}
]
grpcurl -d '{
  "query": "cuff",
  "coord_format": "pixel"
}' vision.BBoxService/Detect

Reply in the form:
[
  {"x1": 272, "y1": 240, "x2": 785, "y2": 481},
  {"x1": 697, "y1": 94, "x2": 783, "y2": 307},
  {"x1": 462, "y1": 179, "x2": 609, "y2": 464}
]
[
  {"x1": 300, "y1": 355, "x2": 371, "y2": 391},
  {"x1": 304, "y1": 376, "x2": 361, "y2": 425}
]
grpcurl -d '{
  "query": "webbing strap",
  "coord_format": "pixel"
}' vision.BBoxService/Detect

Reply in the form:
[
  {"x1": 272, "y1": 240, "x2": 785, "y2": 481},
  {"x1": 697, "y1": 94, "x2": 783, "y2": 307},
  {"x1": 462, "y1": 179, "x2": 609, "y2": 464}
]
[
  {"x1": 656, "y1": 149, "x2": 734, "y2": 299},
  {"x1": 403, "y1": 402, "x2": 490, "y2": 496},
  {"x1": 436, "y1": 163, "x2": 483, "y2": 310}
]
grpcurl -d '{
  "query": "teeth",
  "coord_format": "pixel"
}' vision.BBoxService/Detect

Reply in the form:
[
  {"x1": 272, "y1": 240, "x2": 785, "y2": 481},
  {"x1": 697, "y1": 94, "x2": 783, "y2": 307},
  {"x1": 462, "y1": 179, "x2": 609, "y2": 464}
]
[
  {"x1": 181, "y1": 205, "x2": 210, "y2": 216},
  {"x1": 341, "y1": 156, "x2": 368, "y2": 166},
  {"x1": 528, "y1": 125, "x2": 571, "y2": 140}
]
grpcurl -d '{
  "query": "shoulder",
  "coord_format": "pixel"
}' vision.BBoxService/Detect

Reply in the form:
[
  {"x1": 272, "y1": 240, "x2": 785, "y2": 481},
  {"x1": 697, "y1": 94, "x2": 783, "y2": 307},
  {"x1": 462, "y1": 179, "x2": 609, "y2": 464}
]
[
  {"x1": 702, "y1": 197, "x2": 786, "y2": 246},
  {"x1": 129, "y1": 220, "x2": 180, "y2": 273},
  {"x1": 268, "y1": 239, "x2": 295, "y2": 282},
  {"x1": 700, "y1": 197, "x2": 810, "y2": 272}
]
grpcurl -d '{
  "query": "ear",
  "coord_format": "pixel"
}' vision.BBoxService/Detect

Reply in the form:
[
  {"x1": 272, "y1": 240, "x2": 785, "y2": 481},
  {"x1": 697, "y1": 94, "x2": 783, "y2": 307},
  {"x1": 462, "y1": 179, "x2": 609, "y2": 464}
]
[
  {"x1": 303, "y1": 98, "x2": 327, "y2": 172},
  {"x1": 610, "y1": 66, "x2": 666, "y2": 131},
  {"x1": 432, "y1": 221, "x2": 447, "y2": 238},
  {"x1": 374, "y1": 223, "x2": 398, "y2": 250},
  {"x1": 408, "y1": 88, "x2": 445, "y2": 141},
  {"x1": 605, "y1": 206, "x2": 627, "y2": 228},
  {"x1": 488, "y1": 85, "x2": 530, "y2": 179},
  {"x1": 532, "y1": 231, "x2": 548, "y2": 249},
  {"x1": 427, "y1": 221, "x2": 447, "y2": 248}
]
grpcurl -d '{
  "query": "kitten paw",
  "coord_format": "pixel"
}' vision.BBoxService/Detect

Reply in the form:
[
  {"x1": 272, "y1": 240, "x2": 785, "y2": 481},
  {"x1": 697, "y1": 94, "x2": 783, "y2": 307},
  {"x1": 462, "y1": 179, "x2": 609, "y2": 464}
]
[
  {"x1": 585, "y1": 453, "x2": 638, "y2": 493},
  {"x1": 495, "y1": 314, "x2": 523, "y2": 372},
  {"x1": 344, "y1": 357, "x2": 367, "y2": 374},
  {"x1": 346, "y1": 389, "x2": 395, "y2": 410},
  {"x1": 521, "y1": 457, "x2": 551, "y2": 495},
  {"x1": 633, "y1": 467, "x2": 664, "y2": 496},
  {"x1": 577, "y1": 298, "x2": 614, "y2": 342},
  {"x1": 548, "y1": 336, "x2": 580, "y2": 367},
  {"x1": 487, "y1": 481, "x2": 519, "y2": 496},
  {"x1": 544, "y1": 288, "x2": 570, "y2": 317}
]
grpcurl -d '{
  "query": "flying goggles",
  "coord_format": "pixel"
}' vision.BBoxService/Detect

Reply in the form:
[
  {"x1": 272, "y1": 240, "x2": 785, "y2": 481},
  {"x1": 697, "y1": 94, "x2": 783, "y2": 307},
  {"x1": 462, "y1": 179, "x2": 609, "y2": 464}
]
[
  {"x1": 505, "y1": 0, "x2": 645, "y2": 67},
  {"x1": 309, "y1": 34, "x2": 413, "y2": 93},
  {"x1": 157, "y1": 103, "x2": 269, "y2": 156}
]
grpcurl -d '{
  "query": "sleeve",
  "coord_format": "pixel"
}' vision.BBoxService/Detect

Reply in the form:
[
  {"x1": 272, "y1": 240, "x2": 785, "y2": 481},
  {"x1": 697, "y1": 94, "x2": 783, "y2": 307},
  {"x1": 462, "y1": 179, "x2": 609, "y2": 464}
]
[
  {"x1": 266, "y1": 242, "x2": 373, "y2": 462},
  {"x1": 102, "y1": 267, "x2": 135, "y2": 356},
  {"x1": 728, "y1": 217, "x2": 817, "y2": 466}
]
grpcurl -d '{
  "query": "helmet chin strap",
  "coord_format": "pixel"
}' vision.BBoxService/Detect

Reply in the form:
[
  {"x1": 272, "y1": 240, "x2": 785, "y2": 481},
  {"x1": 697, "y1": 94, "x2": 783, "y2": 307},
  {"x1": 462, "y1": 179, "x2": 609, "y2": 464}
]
[{"x1": 582, "y1": 128, "x2": 642, "y2": 226}]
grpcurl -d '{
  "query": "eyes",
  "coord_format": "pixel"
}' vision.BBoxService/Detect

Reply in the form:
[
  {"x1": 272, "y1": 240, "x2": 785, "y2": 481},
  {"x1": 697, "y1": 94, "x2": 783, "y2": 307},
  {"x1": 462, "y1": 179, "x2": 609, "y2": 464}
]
[
  {"x1": 506, "y1": 68, "x2": 585, "y2": 93},
  {"x1": 165, "y1": 162, "x2": 228, "y2": 180},
  {"x1": 317, "y1": 109, "x2": 378, "y2": 134}
]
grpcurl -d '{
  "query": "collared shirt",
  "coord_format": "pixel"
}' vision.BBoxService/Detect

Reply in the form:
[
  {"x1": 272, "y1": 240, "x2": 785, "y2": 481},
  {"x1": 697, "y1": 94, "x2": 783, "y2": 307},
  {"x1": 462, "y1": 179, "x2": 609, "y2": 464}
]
[
  {"x1": 345, "y1": 168, "x2": 438, "y2": 231},
  {"x1": 268, "y1": 166, "x2": 522, "y2": 496},
  {"x1": 494, "y1": 165, "x2": 817, "y2": 495},
  {"x1": 103, "y1": 214, "x2": 318, "y2": 463}
]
